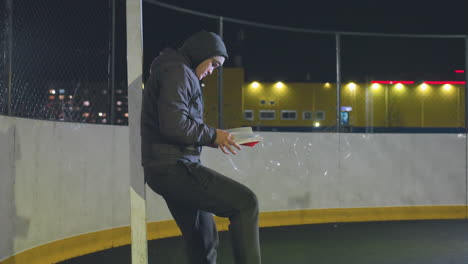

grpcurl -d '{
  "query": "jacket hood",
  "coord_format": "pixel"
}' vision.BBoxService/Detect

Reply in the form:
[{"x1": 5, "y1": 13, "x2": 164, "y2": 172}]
[
  {"x1": 179, "y1": 31, "x2": 228, "y2": 68},
  {"x1": 150, "y1": 48, "x2": 188, "y2": 74}
]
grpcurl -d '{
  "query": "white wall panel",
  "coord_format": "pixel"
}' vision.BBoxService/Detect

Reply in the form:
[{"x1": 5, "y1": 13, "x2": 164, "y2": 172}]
[
  {"x1": 0, "y1": 116, "x2": 130, "y2": 259},
  {"x1": 1, "y1": 115, "x2": 466, "y2": 260},
  {"x1": 0, "y1": 117, "x2": 15, "y2": 260}
]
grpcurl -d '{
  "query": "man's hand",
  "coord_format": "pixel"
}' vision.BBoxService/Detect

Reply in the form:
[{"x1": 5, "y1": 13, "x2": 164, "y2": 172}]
[{"x1": 214, "y1": 129, "x2": 242, "y2": 155}]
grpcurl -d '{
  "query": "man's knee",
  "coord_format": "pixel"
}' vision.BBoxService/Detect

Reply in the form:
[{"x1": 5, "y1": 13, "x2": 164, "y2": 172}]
[{"x1": 242, "y1": 189, "x2": 259, "y2": 215}]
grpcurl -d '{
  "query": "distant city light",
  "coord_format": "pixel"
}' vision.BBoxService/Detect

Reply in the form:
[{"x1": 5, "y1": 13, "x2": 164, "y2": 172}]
[
  {"x1": 82, "y1": 113, "x2": 89, "y2": 118},
  {"x1": 69, "y1": 95, "x2": 73, "y2": 99},
  {"x1": 116, "y1": 101, "x2": 122, "y2": 106},
  {"x1": 83, "y1": 101, "x2": 90, "y2": 106},
  {"x1": 59, "y1": 95, "x2": 65, "y2": 100},
  {"x1": 59, "y1": 89, "x2": 65, "y2": 94},
  {"x1": 455, "y1": 70, "x2": 465, "y2": 73},
  {"x1": 49, "y1": 89, "x2": 56, "y2": 95},
  {"x1": 314, "y1": 122, "x2": 321, "y2": 127},
  {"x1": 201, "y1": 83, "x2": 205, "y2": 87},
  {"x1": 98, "y1": 112, "x2": 103, "y2": 117},
  {"x1": 124, "y1": 113, "x2": 129, "y2": 118},
  {"x1": 102, "y1": 119, "x2": 107, "y2": 123},
  {"x1": 324, "y1": 82, "x2": 331, "y2": 88}
]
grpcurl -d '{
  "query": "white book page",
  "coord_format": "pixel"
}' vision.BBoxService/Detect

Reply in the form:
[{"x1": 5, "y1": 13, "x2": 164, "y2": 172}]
[
  {"x1": 226, "y1": 127, "x2": 253, "y2": 134},
  {"x1": 226, "y1": 127, "x2": 263, "y2": 144}
]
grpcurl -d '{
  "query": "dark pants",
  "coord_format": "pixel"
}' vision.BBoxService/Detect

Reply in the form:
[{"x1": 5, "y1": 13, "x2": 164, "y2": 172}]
[{"x1": 144, "y1": 160, "x2": 261, "y2": 264}]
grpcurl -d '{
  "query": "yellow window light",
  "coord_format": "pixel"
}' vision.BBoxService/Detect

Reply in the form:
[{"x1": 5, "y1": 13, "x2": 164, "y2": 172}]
[{"x1": 275, "y1": 82, "x2": 285, "y2": 89}]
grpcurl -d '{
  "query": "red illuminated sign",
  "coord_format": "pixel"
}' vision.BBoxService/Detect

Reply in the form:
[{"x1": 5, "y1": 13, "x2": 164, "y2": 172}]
[
  {"x1": 371, "y1": 81, "x2": 414, "y2": 84},
  {"x1": 423, "y1": 81, "x2": 466, "y2": 85}
]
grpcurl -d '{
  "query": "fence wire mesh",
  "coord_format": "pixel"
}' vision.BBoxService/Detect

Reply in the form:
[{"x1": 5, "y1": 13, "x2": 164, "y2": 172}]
[
  {"x1": 142, "y1": 1, "x2": 465, "y2": 133},
  {"x1": 341, "y1": 36, "x2": 465, "y2": 132},
  {"x1": 0, "y1": 0, "x2": 9, "y2": 115},
  {"x1": 1, "y1": 0, "x2": 128, "y2": 125},
  {"x1": 0, "y1": 0, "x2": 465, "y2": 132}
]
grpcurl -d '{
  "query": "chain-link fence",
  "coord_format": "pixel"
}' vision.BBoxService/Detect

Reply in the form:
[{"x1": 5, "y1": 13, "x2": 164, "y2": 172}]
[
  {"x1": 0, "y1": 0, "x2": 10, "y2": 115},
  {"x1": 1, "y1": 0, "x2": 466, "y2": 131},
  {"x1": 341, "y1": 36, "x2": 465, "y2": 133},
  {"x1": 0, "y1": 0, "x2": 128, "y2": 125},
  {"x1": 143, "y1": 0, "x2": 466, "y2": 133}
]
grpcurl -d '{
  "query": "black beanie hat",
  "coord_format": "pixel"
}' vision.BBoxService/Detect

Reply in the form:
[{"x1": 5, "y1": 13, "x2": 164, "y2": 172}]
[{"x1": 179, "y1": 31, "x2": 228, "y2": 67}]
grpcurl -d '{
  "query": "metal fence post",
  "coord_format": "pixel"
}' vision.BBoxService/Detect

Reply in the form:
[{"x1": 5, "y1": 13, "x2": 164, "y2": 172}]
[
  {"x1": 465, "y1": 36, "x2": 468, "y2": 133},
  {"x1": 6, "y1": 0, "x2": 13, "y2": 116},
  {"x1": 465, "y1": 35, "x2": 468, "y2": 220},
  {"x1": 108, "y1": 0, "x2": 116, "y2": 124},
  {"x1": 336, "y1": 33, "x2": 342, "y2": 132},
  {"x1": 218, "y1": 16, "x2": 224, "y2": 129},
  {"x1": 126, "y1": 0, "x2": 148, "y2": 262}
]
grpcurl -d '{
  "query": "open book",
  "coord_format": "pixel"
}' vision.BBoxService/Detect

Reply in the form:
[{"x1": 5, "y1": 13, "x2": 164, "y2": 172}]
[{"x1": 226, "y1": 127, "x2": 263, "y2": 147}]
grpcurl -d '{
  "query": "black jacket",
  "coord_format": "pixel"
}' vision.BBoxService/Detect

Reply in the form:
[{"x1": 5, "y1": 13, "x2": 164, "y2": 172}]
[{"x1": 141, "y1": 48, "x2": 216, "y2": 166}]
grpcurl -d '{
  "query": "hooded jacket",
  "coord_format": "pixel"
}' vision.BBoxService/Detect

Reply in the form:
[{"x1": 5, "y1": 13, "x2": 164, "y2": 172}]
[{"x1": 141, "y1": 31, "x2": 228, "y2": 166}]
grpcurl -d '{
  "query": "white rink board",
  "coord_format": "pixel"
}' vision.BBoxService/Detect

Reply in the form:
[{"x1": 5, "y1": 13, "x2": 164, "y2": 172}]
[{"x1": 0, "y1": 115, "x2": 466, "y2": 260}]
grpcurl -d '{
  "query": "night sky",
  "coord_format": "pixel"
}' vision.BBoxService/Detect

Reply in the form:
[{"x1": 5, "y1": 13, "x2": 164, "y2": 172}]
[
  {"x1": 143, "y1": 0, "x2": 467, "y2": 82},
  {"x1": 147, "y1": 0, "x2": 468, "y2": 35},
  {"x1": 8, "y1": 0, "x2": 468, "y2": 84},
  {"x1": 2, "y1": 0, "x2": 466, "y2": 120}
]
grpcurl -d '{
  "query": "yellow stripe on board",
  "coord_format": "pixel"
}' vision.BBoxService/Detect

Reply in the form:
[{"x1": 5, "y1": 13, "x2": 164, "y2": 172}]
[
  {"x1": 1, "y1": 205, "x2": 466, "y2": 264},
  {"x1": 0, "y1": 226, "x2": 131, "y2": 264}
]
